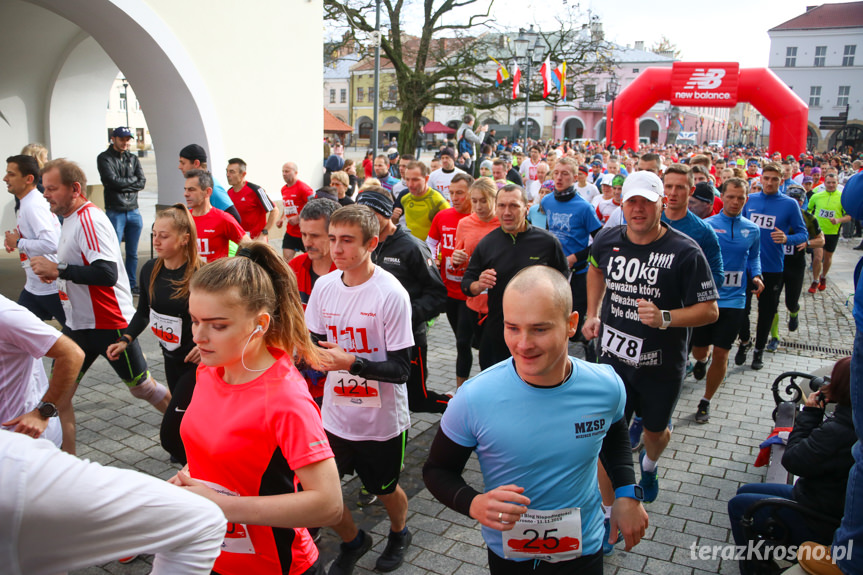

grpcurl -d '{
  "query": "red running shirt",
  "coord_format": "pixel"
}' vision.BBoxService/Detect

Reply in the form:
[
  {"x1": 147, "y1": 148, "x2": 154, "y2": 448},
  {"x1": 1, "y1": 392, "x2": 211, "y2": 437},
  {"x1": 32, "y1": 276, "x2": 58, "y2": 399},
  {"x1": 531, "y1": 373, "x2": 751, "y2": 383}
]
[
  {"x1": 427, "y1": 208, "x2": 470, "y2": 300},
  {"x1": 193, "y1": 208, "x2": 246, "y2": 263},
  {"x1": 281, "y1": 181, "x2": 315, "y2": 238},
  {"x1": 181, "y1": 349, "x2": 334, "y2": 575}
]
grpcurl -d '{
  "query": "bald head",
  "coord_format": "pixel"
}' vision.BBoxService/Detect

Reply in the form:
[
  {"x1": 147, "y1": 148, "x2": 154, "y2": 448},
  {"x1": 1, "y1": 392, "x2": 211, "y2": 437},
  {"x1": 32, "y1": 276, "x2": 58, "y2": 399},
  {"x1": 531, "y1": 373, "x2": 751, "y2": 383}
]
[
  {"x1": 505, "y1": 266, "x2": 572, "y2": 321},
  {"x1": 282, "y1": 162, "x2": 299, "y2": 185}
]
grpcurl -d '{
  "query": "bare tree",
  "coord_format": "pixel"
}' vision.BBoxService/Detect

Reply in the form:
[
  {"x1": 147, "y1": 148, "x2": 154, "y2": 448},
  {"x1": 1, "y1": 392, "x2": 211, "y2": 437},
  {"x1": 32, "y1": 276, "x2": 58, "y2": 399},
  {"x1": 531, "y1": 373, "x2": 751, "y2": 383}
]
[{"x1": 324, "y1": 0, "x2": 613, "y2": 153}]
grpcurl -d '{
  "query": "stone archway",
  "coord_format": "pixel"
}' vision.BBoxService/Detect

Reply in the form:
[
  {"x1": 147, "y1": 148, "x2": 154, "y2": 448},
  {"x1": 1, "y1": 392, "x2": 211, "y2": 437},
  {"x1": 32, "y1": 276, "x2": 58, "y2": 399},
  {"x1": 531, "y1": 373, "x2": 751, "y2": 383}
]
[
  {"x1": 562, "y1": 117, "x2": 584, "y2": 140},
  {"x1": 639, "y1": 118, "x2": 661, "y2": 143}
]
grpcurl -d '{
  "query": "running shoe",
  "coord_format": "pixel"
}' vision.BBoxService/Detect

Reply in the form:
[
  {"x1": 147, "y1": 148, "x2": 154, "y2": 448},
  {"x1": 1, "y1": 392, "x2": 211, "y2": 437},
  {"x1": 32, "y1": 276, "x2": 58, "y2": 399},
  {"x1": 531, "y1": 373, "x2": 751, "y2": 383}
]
[
  {"x1": 695, "y1": 399, "x2": 710, "y2": 424},
  {"x1": 808, "y1": 281, "x2": 819, "y2": 294},
  {"x1": 375, "y1": 529, "x2": 412, "y2": 572},
  {"x1": 751, "y1": 349, "x2": 764, "y2": 371},
  {"x1": 629, "y1": 416, "x2": 643, "y2": 451},
  {"x1": 328, "y1": 530, "x2": 373, "y2": 575},
  {"x1": 734, "y1": 341, "x2": 751, "y2": 366},
  {"x1": 638, "y1": 450, "x2": 659, "y2": 503},
  {"x1": 118, "y1": 556, "x2": 138, "y2": 564},
  {"x1": 788, "y1": 314, "x2": 799, "y2": 332},
  {"x1": 685, "y1": 359, "x2": 694, "y2": 376},
  {"x1": 602, "y1": 518, "x2": 621, "y2": 555},
  {"x1": 692, "y1": 357, "x2": 709, "y2": 381},
  {"x1": 357, "y1": 486, "x2": 378, "y2": 507},
  {"x1": 818, "y1": 277, "x2": 827, "y2": 291},
  {"x1": 766, "y1": 337, "x2": 780, "y2": 353}
]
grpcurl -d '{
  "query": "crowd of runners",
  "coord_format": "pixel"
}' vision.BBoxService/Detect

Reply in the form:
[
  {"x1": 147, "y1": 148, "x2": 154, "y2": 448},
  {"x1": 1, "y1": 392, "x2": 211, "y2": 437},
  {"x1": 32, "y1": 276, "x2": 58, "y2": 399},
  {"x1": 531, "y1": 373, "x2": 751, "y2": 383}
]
[{"x1": 1, "y1": 116, "x2": 862, "y2": 575}]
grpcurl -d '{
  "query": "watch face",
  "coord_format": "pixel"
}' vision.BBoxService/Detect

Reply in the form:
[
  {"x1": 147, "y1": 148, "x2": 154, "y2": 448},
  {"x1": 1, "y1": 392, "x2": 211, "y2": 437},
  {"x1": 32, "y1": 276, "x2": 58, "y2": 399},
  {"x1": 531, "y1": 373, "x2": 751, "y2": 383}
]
[
  {"x1": 38, "y1": 402, "x2": 58, "y2": 418},
  {"x1": 634, "y1": 484, "x2": 644, "y2": 500}
]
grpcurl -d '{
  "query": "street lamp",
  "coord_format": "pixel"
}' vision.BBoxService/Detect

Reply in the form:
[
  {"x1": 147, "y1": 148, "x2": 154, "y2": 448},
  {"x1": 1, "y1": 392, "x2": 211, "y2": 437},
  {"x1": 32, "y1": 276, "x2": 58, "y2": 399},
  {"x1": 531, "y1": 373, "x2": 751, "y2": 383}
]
[
  {"x1": 371, "y1": 0, "x2": 382, "y2": 152},
  {"x1": 121, "y1": 78, "x2": 130, "y2": 129},
  {"x1": 513, "y1": 25, "x2": 540, "y2": 144},
  {"x1": 607, "y1": 75, "x2": 619, "y2": 149}
]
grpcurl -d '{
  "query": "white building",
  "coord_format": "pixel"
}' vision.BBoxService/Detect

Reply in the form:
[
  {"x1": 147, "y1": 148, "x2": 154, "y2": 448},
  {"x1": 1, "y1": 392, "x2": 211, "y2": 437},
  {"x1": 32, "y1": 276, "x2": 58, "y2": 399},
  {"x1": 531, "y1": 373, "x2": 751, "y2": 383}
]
[
  {"x1": 106, "y1": 74, "x2": 152, "y2": 151},
  {"x1": 768, "y1": 2, "x2": 863, "y2": 152},
  {"x1": 324, "y1": 52, "x2": 360, "y2": 145}
]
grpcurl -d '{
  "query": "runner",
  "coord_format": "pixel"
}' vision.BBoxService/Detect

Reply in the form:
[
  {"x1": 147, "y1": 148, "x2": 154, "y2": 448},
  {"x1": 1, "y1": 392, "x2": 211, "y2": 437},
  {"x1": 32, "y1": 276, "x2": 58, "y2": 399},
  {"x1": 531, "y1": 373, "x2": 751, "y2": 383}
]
[
  {"x1": 427, "y1": 173, "x2": 475, "y2": 387},
  {"x1": 462, "y1": 185, "x2": 569, "y2": 370},
  {"x1": 173, "y1": 241, "x2": 343, "y2": 575},
  {"x1": 30, "y1": 159, "x2": 171, "y2": 415},
  {"x1": 424, "y1": 266, "x2": 648, "y2": 574},
  {"x1": 808, "y1": 173, "x2": 850, "y2": 293},
  {"x1": 3, "y1": 154, "x2": 65, "y2": 326},
  {"x1": 184, "y1": 169, "x2": 247, "y2": 263},
  {"x1": 690, "y1": 178, "x2": 763, "y2": 423},
  {"x1": 738, "y1": 162, "x2": 809, "y2": 370},
  {"x1": 106, "y1": 204, "x2": 204, "y2": 464},
  {"x1": 584, "y1": 170, "x2": 719, "y2": 503},
  {"x1": 277, "y1": 161, "x2": 315, "y2": 261},
  {"x1": 357, "y1": 189, "x2": 449, "y2": 414},
  {"x1": 304, "y1": 205, "x2": 415, "y2": 575}
]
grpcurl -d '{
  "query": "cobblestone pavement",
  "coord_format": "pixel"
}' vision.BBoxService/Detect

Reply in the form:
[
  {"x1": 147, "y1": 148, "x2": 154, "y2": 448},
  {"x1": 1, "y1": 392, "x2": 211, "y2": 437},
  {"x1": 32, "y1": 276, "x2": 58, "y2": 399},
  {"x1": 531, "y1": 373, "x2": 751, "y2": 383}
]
[{"x1": 1, "y1": 170, "x2": 859, "y2": 573}]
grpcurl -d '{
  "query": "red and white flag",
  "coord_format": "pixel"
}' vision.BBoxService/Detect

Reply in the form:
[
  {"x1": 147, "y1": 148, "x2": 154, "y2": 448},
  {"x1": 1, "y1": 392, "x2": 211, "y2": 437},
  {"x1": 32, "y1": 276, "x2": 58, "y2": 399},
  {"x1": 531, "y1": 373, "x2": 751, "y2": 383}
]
[
  {"x1": 539, "y1": 55, "x2": 552, "y2": 98},
  {"x1": 511, "y1": 60, "x2": 521, "y2": 99}
]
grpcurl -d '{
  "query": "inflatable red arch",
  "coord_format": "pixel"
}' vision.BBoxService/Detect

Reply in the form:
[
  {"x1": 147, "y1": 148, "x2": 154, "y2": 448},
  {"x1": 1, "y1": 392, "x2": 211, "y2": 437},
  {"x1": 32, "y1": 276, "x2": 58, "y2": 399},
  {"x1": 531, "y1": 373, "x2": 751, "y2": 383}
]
[{"x1": 606, "y1": 62, "x2": 808, "y2": 155}]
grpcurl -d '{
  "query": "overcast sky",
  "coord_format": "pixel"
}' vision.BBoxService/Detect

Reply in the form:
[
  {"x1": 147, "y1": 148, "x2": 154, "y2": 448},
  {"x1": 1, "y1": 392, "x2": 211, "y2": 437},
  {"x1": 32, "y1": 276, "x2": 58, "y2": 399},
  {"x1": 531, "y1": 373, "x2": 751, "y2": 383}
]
[{"x1": 457, "y1": 0, "x2": 857, "y2": 67}]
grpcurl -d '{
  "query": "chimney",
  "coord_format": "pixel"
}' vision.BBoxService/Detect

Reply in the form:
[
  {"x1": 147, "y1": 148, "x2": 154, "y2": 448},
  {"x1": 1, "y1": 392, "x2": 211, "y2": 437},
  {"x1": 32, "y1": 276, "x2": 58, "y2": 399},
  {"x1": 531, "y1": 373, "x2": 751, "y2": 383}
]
[
  {"x1": 634, "y1": 40, "x2": 644, "y2": 51},
  {"x1": 590, "y1": 18, "x2": 603, "y2": 42}
]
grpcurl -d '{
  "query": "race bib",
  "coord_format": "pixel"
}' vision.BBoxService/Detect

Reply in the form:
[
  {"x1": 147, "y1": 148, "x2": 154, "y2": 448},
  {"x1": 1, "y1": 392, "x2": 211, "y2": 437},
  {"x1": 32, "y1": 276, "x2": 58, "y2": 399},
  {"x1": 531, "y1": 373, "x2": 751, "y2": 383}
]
[
  {"x1": 285, "y1": 201, "x2": 298, "y2": 216},
  {"x1": 784, "y1": 244, "x2": 795, "y2": 255},
  {"x1": 196, "y1": 479, "x2": 256, "y2": 554},
  {"x1": 56, "y1": 279, "x2": 70, "y2": 310},
  {"x1": 601, "y1": 325, "x2": 643, "y2": 363},
  {"x1": 749, "y1": 213, "x2": 776, "y2": 229},
  {"x1": 502, "y1": 508, "x2": 583, "y2": 563},
  {"x1": 445, "y1": 256, "x2": 464, "y2": 283},
  {"x1": 818, "y1": 208, "x2": 835, "y2": 219},
  {"x1": 149, "y1": 309, "x2": 182, "y2": 351},
  {"x1": 722, "y1": 271, "x2": 743, "y2": 288},
  {"x1": 332, "y1": 371, "x2": 381, "y2": 408}
]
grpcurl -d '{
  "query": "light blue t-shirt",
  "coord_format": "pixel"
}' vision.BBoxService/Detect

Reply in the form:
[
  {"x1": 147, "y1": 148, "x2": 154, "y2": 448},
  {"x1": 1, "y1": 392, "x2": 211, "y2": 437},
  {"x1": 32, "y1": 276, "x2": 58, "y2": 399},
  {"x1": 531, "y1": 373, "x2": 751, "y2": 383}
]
[
  {"x1": 441, "y1": 357, "x2": 627, "y2": 560},
  {"x1": 541, "y1": 193, "x2": 602, "y2": 274},
  {"x1": 209, "y1": 178, "x2": 235, "y2": 212}
]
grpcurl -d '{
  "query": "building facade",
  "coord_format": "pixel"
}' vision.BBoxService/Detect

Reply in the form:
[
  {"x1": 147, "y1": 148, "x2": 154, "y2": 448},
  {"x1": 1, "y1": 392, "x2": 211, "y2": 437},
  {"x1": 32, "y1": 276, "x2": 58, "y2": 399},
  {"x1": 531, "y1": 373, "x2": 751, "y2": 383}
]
[{"x1": 768, "y1": 2, "x2": 863, "y2": 153}]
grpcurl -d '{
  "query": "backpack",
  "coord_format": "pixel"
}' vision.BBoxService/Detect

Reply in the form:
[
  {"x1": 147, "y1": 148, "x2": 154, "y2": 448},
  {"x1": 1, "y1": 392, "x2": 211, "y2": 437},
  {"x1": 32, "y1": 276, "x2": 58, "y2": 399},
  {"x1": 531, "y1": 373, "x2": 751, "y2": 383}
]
[{"x1": 458, "y1": 135, "x2": 472, "y2": 156}]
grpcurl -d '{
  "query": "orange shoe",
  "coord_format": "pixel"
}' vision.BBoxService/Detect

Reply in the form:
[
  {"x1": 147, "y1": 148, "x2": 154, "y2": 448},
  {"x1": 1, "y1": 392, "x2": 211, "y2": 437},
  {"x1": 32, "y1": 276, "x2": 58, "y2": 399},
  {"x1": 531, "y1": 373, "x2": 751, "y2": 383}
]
[
  {"x1": 818, "y1": 277, "x2": 827, "y2": 291},
  {"x1": 118, "y1": 556, "x2": 138, "y2": 564},
  {"x1": 797, "y1": 541, "x2": 843, "y2": 575},
  {"x1": 809, "y1": 281, "x2": 819, "y2": 294}
]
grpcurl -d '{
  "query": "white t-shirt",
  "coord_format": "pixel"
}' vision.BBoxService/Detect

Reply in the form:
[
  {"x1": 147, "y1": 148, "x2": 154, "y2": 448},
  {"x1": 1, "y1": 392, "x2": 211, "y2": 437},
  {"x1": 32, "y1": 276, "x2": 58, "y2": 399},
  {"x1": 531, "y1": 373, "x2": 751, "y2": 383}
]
[
  {"x1": 595, "y1": 198, "x2": 620, "y2": 224},
  {"x1": 17, "y1": 189, "x2": 61, "y2": 297},
  {"x1": 577, "y1": 182, "x2": 600, "y2": 204},
  {"x1": 305, "y1": 266, "x2": 414, "y2": 441},
  {"x1": 427, "y1": 168, "x2": 466, "y2": 203},
  {"x1": 519, "y1": 159, "x2": 542, "y2": 202},
  {"x1": 605, "y1": 205, "x2": 625, "y2": 228},
  {"x1": 0, "y1": 295, "x2": 62, "y2": 447},
  {"x1": 57, "y1": 202, "x2": 134, "y2": 331}
]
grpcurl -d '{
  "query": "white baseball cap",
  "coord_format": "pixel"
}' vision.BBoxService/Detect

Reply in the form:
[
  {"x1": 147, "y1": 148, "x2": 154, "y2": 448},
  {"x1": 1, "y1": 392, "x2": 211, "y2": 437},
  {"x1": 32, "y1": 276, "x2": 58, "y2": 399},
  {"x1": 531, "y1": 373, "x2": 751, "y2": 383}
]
[
  {"x1": 622, "y1": 171, "x2": 665, "y2": 202},
  {"x1": 599, "y1": 173, "x2": 615, "y2": 187}
]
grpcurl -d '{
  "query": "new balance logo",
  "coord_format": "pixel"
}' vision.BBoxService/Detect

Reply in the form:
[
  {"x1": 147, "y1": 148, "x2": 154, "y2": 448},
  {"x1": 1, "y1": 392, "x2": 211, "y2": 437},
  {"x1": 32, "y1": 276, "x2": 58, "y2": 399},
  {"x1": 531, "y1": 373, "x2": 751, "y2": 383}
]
[{"x1": 684, "y1": 68, "x2": 725, "y2": 90}]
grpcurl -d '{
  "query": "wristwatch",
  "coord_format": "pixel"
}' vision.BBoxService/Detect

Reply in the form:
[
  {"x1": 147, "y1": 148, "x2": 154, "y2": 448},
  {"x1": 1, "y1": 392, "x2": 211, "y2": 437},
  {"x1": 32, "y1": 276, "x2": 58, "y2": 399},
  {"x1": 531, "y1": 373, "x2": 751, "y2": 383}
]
[
  {"x1": 57, "y1": 262, "x2": 68, "y2": 272},
  {"x1": 659, "y1": 310, "x2": 672, "y2": 330},
  {"x1": 37, "y1": 401, "x2": 59, "y2": 418},
  {"x1": 614, "y1": 484, "x2": 645, "y2": 502},
  {"x1": 348, "y1": 356, "x2": 367, "y2": 376},
  {"x1": 261, "y1": 229, "x2": 268, "y2": 235}
]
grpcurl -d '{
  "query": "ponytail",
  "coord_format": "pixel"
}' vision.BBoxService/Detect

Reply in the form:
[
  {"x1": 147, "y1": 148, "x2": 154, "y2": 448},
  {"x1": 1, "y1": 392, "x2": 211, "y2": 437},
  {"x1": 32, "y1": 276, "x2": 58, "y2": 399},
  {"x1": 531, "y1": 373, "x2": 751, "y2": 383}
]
[{"x1": 190, "y1": 241, "x2": 322, "y2": 368}]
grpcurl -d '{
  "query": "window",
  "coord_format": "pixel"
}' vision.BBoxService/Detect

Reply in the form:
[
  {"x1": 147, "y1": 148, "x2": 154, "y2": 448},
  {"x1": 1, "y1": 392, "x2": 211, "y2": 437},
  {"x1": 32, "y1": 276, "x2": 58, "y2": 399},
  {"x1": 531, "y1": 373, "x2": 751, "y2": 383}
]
[
  {"x1": 814, "y1": 46, "x2": 827, "y2": 67},
  {"x1": 388, "y1": 85, "x2": 398, "y2": 102},
  {"x1": 632, "y1": 68, "x2": 639, "y2": 73},
  {"x1": 330, "y1": 89, "x2": 335, "y2": 103},
  {"x1": 340, "y1": 89, "x2": 346, "y2": 103},
  {"x1": 809, "y1": 85, "x2": 821, "y2": 107},
  {"x1": 843, "y1": 45, "x2": 856, "y2": 67},
  {"x1": 119, "y1": 93, "x2": 127, "y2": 111},
  {"x1": 584, "y1": 84, "x2": 596, "y2": 102},
  {"x1": 368, "y1": 88, "x2": 375, "y2": 101},
  {"x1": 357, "y1": 87, "x2": 364, "y2": 102},
  {"x1": 838, "y1": 85, "x2": 850, "y2": 107},
  {"x1": 785, "y1": 46, "x2": 797, "y2": 67}
]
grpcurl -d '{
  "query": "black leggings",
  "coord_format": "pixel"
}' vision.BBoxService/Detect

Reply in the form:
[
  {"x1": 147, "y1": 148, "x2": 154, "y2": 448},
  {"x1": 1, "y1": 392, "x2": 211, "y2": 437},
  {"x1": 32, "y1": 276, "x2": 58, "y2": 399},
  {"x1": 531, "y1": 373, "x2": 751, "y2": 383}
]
[
  {"x1": 445, "y1": 298, "x2": 474, "y2": 379},
  {"x1": 406, "y1": 344, "x2": 450, "y2": 413},
  {"x1": 755, "y1": 272, "x2": 784, "y2": 350},
  {"x1": 160, "y1": 354, "x2": 198, "y2": 464},
  {"x1": 782, "y1": 255, "x2": 806, "y2": 314}
]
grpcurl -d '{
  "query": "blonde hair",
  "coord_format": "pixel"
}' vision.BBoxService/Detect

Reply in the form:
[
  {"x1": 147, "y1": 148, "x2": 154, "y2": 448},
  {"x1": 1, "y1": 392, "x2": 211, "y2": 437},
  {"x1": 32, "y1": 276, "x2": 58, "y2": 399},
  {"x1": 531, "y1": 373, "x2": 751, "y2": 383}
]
[
  {"x1": 150, "y1": 204, "x2": 202, "y2": 301},
  {"x1": 190, "y1": 241, "x2": 321, "y2": 367},
  {"x1": 330, "y1": 171, "x2": 349, "y2": 187},
  {"x1": 470, "y1": 176, "x2": 498, "y2": 205},
  {"x1": 21, "y1": 143, "x2": 49, "y2": 168}
]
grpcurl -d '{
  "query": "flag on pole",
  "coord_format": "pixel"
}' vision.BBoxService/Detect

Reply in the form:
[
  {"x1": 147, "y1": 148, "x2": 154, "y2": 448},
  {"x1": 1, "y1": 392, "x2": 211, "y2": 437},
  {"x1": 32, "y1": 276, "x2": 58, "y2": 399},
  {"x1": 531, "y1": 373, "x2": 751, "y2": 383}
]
[
  {"x1": 539, "y1": 55, "x2": 552, "y2": 99},
  {"x1": 511, "y1": 60, "x2": 521, "y2": 99},
  {"x1": 552, "y1": 61, "x2": 567, "y2": 102},
  {"x1": 491, "y1": 57, "x2": 509, "y2": 87}
]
